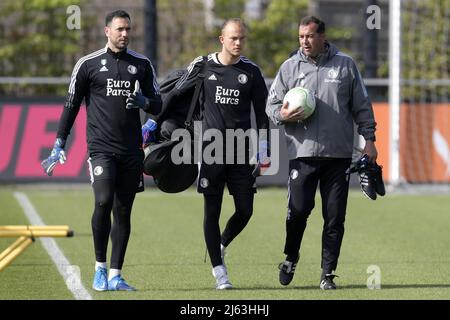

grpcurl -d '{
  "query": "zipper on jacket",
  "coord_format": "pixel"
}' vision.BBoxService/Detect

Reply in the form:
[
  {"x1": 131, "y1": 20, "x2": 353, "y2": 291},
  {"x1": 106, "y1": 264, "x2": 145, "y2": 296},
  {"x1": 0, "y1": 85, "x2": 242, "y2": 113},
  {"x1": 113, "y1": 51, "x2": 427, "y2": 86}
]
[
  {"x1": 116, "y1": 58, "x2": 121, "y2": 80},
  {"x1": 315, "y1": 65, "x2": 320, "y2": 157}
]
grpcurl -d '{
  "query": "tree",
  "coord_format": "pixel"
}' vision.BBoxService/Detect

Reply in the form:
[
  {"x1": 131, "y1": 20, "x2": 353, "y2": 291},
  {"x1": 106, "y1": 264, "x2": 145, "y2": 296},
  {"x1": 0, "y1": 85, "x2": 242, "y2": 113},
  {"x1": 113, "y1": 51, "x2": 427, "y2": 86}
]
[
  {"x1": 246, "y1": 0, "x2": 309, "y2": 77},
  {"x1": 193, "y1": 0, "x2": 309, "y2": 78},
  {"x1": 401, "y1": 0, "x2": 449, "y2": 100},
  {"x1": 157, "y1": 0, "x2": 223, "y2": 75},
  {"x1": 212, "y1": 0, "x2": 246, "y2": 21},
  {"x1": 0, "y1": 0, "x2": 88, "y2": 96}
]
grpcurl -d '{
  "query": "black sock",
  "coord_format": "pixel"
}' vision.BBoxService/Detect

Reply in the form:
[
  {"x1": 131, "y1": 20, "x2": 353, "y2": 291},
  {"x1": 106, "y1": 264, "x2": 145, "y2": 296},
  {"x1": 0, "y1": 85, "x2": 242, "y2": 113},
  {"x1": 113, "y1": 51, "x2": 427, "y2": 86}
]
[
  {"x1": 321, "y1": 269, "x2": 333, "y2": 279},
  {"x1": 204, "y1": 194, "x2": 224, "y2": 267}
]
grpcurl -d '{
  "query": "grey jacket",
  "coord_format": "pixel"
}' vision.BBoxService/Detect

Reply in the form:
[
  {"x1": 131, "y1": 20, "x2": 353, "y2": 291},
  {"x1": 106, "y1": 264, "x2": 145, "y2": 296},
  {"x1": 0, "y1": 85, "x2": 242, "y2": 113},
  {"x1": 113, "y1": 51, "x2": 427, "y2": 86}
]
[{"x1": 266, "y1": 42, "x2": 376, "y2": 160}]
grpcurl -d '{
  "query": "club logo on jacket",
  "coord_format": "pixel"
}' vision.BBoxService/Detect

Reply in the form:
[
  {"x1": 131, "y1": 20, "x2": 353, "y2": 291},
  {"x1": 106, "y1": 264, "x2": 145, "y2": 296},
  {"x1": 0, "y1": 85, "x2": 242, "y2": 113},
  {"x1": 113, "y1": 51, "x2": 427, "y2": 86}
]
[
  {"x1": 325, "y1": 68, "x2": 341, "y2": 84},
  {"x1": 100, "y1": 59, "x2": 108, "y2": 72},
  {"x1": 215, "y1": 86, "x2": 240, "y2": 105},
  {"x1": 127, "y1": 65, "x2": 137, "y2": 75},
  {"x1": 106, "y1": 78, "x2": 132, "y2": 96},
  {"x1": 237, "y1": 74, "x2": 248, "y2": 84}
]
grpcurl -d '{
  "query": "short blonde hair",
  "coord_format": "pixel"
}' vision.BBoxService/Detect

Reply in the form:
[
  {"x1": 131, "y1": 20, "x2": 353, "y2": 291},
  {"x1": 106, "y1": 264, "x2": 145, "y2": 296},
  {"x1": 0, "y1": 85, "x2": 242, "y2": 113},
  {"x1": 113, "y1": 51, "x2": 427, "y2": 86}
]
[{"x1": 221, "y1": 18, "x2": 248, "y2": 34}]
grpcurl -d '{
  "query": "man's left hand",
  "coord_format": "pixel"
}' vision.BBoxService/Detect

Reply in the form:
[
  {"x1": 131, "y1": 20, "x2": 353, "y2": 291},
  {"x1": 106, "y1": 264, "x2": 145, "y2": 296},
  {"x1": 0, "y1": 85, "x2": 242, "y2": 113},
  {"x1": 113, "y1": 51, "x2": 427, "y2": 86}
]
[
  {"x1": 252, "y1": 140, "x2": 271, "y2": 177},
  {"x1": 142, "y1": 118, "x2": 157, "y2": 146},
  {"x1": 126, "y1": 80, "x2": 149, "y2": 109},
  {"x1": 362, "y1": 140, "x2": 378, "y2": 163}
]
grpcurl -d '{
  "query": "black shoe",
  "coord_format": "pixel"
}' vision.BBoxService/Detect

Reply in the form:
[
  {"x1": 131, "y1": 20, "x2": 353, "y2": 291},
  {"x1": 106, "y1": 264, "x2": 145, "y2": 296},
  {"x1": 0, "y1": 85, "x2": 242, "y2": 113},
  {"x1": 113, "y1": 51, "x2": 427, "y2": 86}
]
[
  {"x1": 359, "y1": 169, "x2": 377, "y2": 200},
  {"x1": 350, "y1": 154, "x2": 377, "y2": 200},
  {"x1": 372, "y1": 163, "x2": 386, "y2": 196},
  {"x1": 320, "y1": 274, "x2": 337, "y2": 290},
  {"x1": 278, "y1": 259, "x2": 298, "y2": 286},
  {"x1": 353, "y1": 154, "x2": 386, "y2": 200}
]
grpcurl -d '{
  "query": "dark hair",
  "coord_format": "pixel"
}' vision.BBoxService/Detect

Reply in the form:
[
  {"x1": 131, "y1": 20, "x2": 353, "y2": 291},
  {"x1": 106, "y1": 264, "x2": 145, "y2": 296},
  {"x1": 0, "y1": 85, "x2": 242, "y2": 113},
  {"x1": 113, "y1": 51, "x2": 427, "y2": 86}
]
[
  {"x1": 299, "y1": 16, "x2": 325, "y2": 34},
  {"x1": 105, "y1": 10, "x2": 131, "y2": 26},
  {"x1": 221, "y1": 18, "x2": 248, "y2": 33}
]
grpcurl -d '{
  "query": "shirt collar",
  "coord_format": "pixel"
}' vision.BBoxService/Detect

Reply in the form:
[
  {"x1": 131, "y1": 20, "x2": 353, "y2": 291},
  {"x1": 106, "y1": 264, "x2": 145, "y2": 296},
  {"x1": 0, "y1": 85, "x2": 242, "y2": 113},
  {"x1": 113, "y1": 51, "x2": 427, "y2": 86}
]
[
  {"x1": 106, "y1": 45, "x2": 127, "y2": 59},
  {"x1": 212, "y1": 52, "x2": 241, "y2": 65}
]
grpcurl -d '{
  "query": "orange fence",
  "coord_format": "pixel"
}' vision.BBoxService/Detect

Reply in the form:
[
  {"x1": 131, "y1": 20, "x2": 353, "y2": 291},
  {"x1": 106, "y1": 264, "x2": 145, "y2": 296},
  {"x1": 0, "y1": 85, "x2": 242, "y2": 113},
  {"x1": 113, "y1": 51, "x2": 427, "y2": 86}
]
[{"x1": 373, "y1": 103, "x2": 450, "y2": 183}]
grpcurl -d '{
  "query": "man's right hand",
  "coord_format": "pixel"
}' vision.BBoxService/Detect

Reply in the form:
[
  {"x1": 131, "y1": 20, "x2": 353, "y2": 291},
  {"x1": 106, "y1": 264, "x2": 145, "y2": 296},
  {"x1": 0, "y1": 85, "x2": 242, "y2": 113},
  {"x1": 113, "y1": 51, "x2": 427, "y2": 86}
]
[
  {"x1": 362, "y1": 139, "x2": 378, "y2": 163},
  {"x1": 280, "y1": 101, "x2": 305, "y2": 123},
  {"x1": 41, "y1": 138, "x2": 66, "y2": 176}
]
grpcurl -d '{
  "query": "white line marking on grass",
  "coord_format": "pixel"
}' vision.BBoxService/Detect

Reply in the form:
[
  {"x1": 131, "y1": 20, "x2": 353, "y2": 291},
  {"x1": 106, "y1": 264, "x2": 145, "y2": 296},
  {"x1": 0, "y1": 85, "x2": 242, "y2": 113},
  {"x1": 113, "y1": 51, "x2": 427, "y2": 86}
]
[{"x1": 13, "y1": 192, "x2": 92, "y2": 300}]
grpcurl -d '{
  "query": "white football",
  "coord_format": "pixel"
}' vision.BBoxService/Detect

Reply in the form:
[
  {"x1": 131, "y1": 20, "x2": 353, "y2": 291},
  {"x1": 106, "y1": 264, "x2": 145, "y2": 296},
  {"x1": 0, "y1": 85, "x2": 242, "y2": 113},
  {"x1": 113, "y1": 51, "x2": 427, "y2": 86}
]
[{"x1": 283, "y1": 86, "x2": 316, "y2": 119}]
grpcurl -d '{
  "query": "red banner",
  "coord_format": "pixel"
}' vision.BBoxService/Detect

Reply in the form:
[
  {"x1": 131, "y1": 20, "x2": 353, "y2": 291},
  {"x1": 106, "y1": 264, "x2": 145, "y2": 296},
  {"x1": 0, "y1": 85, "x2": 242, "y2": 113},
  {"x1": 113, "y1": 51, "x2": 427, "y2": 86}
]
[{"x1": 0, "y1": 101, "x2": 89, "y2": 182}]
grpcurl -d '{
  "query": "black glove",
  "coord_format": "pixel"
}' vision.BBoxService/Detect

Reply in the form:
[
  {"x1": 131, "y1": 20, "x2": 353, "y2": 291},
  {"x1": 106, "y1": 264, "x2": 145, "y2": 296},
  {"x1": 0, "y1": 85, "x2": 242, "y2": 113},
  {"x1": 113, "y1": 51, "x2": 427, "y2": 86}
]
[
  {"x1": 251, "y1": 141, "x2": 270, "y2": 177},
  {"x1": 126, "y1": 80, "x2": 149, "y2": 110},
  {"x1": 142, "y1": 118, "x2": 158, "y2": 147}
]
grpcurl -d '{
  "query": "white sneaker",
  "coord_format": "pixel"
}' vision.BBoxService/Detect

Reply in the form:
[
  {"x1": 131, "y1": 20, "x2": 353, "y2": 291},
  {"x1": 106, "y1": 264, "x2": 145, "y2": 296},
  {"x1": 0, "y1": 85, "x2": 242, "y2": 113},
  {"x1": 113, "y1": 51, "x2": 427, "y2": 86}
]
[{"x1": 212, "y1": 265, "x2": 232, "y2": 290}]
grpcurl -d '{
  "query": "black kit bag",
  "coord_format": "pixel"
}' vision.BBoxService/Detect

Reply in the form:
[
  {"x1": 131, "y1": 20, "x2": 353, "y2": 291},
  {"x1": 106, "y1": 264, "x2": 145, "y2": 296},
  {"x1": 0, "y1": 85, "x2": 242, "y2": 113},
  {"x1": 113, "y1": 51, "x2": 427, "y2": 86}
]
[
  {"x1": 143, "y1": 58, "x2": 206, "y2": 193},
  {"x1": 143, "y1": 139, "x2": 198, "y2": 193}
]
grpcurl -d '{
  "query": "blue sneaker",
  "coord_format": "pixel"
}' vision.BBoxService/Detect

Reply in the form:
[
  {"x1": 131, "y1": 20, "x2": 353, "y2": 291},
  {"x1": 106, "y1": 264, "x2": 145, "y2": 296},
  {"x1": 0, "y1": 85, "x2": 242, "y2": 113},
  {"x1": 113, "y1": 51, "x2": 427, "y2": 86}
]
[
  {"x1": 108, "y1": 275, "x2": 136, "y2": 291},
  {"x1": 92, "y1": 267, "x2": 108, "y2": 291}
]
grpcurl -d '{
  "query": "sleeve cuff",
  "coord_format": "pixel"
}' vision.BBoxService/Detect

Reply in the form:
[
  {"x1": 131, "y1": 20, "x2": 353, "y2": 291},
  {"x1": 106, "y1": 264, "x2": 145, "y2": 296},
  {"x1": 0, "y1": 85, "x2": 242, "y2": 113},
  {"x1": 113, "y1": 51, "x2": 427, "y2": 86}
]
[{"x1": 274, "y1": 109, "x2": 285, "y2": 125}]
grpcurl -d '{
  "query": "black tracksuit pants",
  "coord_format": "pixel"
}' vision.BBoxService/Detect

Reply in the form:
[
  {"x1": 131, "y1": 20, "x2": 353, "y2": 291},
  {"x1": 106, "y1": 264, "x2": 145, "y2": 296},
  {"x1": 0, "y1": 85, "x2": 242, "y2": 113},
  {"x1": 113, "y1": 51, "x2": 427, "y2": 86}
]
[{"x1": 284, "y1": 157, "x2": 351, "y2": 274}]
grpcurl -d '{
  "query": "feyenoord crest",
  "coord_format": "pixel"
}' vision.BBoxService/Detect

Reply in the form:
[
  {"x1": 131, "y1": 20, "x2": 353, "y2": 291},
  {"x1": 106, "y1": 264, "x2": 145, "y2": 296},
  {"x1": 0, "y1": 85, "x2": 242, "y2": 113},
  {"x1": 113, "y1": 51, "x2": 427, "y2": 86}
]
[
  {"x1": 238, "y1": 74, "x2": 248, "y2": 84},
  {"x1": 101, "y1": 59, "x2": 107, "y2": 66},
  {"x1": 290, "y1": 169, "x2": 299, "y2": 180},
  {"x1": 94, "y1": 166, "x2": 103, "y2": 176},
  {"x1": 128, "y1": 65, "x2": 137, "y2": 75},
  {"x1": 325, "y1": 68, "x2": 341, "y2": 83},
  {"x1": 328, "y1": 68, "x2": 339, "y2": 79},
  {"x1": 200, "y1": 178, "x2": 209, "y2": 188}
]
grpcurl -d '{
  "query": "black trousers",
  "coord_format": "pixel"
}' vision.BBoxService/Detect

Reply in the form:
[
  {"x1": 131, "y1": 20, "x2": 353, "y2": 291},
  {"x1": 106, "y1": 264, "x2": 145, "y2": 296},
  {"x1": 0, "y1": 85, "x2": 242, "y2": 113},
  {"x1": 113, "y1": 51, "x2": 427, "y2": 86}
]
[
  {"x1": 204, "y1": 193, "x2": 254, "y2": 267},
  {"x1": 88, "y1": 153, "x2": 143, "y2": 270},
  {"x1": 284, "y1": 158, "x2": 351, "y2": 274}
]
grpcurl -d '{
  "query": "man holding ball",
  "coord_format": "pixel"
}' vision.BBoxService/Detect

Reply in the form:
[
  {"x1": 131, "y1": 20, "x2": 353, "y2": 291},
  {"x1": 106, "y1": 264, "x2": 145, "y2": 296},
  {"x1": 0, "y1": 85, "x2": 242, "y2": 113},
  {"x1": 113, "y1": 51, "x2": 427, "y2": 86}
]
[{"x1": 266, "y1": 15, "x2": 378, "y2": 290}]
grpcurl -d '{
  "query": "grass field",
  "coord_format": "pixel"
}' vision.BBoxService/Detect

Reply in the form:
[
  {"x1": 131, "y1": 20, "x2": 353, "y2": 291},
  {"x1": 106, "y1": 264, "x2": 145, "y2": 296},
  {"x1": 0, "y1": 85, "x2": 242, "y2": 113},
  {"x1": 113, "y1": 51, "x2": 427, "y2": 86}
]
[{"x1": 1, "y1": 185, "x2": 450, "y2": 301}]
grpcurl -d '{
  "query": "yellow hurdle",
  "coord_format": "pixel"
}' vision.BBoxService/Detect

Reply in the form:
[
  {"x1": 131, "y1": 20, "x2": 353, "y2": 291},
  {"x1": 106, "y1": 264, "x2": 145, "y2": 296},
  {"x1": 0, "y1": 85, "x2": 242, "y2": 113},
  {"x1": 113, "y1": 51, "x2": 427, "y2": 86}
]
[
  {"x1": 0, "y1": 237, "x2": 32, "y2": 261},
  {"x1": 0, "y1": 225, "x2": 73, "y2": 272},
  {"x1": 0, "y1": 225, "x2": 70, "y2": 231},
  {"x1": 0, "y1": 237, "x2": 34, "y2": 272},
  {"x1": 0, "y1": 230, "x2": 73, "y2": 238}
]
